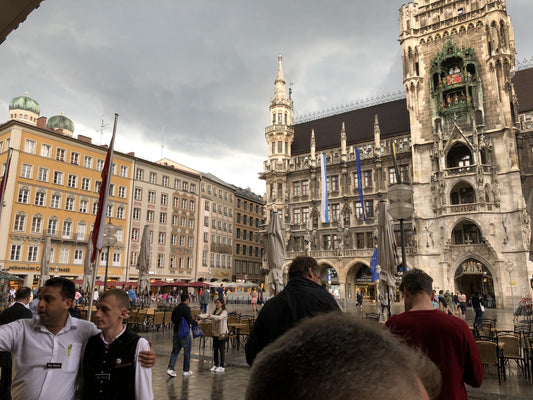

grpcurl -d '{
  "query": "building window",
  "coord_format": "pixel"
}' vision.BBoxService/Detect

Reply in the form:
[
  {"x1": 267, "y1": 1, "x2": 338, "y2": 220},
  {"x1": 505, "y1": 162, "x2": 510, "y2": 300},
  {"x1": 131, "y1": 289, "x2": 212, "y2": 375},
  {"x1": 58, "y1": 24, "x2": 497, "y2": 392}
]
[
  {"x1": 159, "y1": 232, "x2": 165, "y2": 244},
  {"x1": 65, "y1": 197, "x2": 75, "y2": 211},
  {"x1": 365, "y1": 200, "x2": 374, "y2": 218},
  {"x1": 18, "y1": 188, "x2": 29, "y2": 204},
  {"x1": 172, "y1": 215, "x2": 178, "y2": 225},
  {"x1": 133, "y1": 208, "x2": 140, "y2": 219},
  {"x1": 120, "y1": 165, "x2": 128, "y2": 177},
  {"x1": 181, "y1": 217, "x2": 187, "y2": 227},
  {"x1": 134, "y1": 188, "x2": 142, "y2": 200},
  {"x1": 301, "y1": 180, "x2": 309, "y2": 196},
  {"x1": 149, "y1": 172, "x2": 156, "y2": 184},
  {"x1": 51, "y1": 194, "x2": 61, "y2": 209},
  {"x1": 14, "y1": 214, "x2": 26, "y2": 231},
  {"x1": 53, "y1": 171, "x2": 64, "y2": 185},
  {"x1": 293, "y1": 181, "x2": 301, "y2": 197},
  {"x1": 160, "y1": 213, "x2": 167, "y2": 224},
  {"x1": 48, "y1": 218, "x2": 58, "y2": 235},
  {"x1": 293, "y1": 208, "x2": 301, "y2": 224},
  {"x1": 79, "y1": 200, "x2": 88, "y2": 213},
  {"x1": 364, "y1": 171, "x2": 373, "y2": 188},
  {"x1": 106, "y1": 204, "x2": 113, "y2": 217},
  {"x1": 118, "y1": 186, "x2": 126, "y2": 198},
  {"x1": 131, "y1": 229, "x2": 139, "y2": 241},
  {"x1": 63, "y1": 221, "x2": 72, "y2": 238},
  {"x1": 67, "y1": 174, "x2": 77, "y2": 188},
  {"x1": 36, "y1": 168, "x2": 48, "y2": 183},
  {"x1": 189, "y1": 200, "x2": 195, "y2": 211},
  {"x1": 117, "y1": 207, "x2": 125, "y2": 219},
  {"x1": 148, "y1": 191, "x2": 155, "y2": 203},
  {"x1": 10, "y1": 245, "x2": 21, "y2": 261},
  {"x1": 356, "y1": 233, "x2": 365, "y2": 249},
  {"x1": 182, "y1": 199, "x2": 187, "y2": 209},
  {"x1": 41, "y1": 144, "x2": 51, "y2": 158},
  {"x1": 180, "y1": 235, "x2": 186, "y2": 246},
  {"x1": 174, "y1": 179, "x2": 180, "y2": 190},
  {"x1": 31, "y1": 216, "x2": 43, "y2": 233},
  {"x1": 161, "y1": 193, "x2": 167, "y2": 205},
  {"x1": 136, "y1": 169, "x2": 143, "y2": 180},
  {"x1": 84, "y1": 156, "x2": 93, "y2": 169},
  {"x1": 70, "y1": 152, "x2": 80, "y2": 165},
  {"x1": 96, "y1": 159, "x2": 105, "y2": 172},
  {"x1": 162, "y1": 176, "x2": 169, "y2": 186},
  {"x1": 183, "y1": 182, "x2": 188, "y2": 191},
  {"x1": 330, "y1": 203, "x2": 340, "y2": 222},
  {"x1": 56, "y1": 148, "x2": 66, "y2": 162},
  {"x1": 21, "y1": 164, "x2": 33, "y2": 179},
  {"x1": 74, "y1": 249, "x2": 83, "y2": 263},
  {"x1": 147, "y1": 211, "x2": 154, "y2": 222},
  {"x1": 329, "y1": 175, "x2": 339, "y2": 192},
  {"x1": 189, "y1": 218, "x2": 194, "y2": 229}
]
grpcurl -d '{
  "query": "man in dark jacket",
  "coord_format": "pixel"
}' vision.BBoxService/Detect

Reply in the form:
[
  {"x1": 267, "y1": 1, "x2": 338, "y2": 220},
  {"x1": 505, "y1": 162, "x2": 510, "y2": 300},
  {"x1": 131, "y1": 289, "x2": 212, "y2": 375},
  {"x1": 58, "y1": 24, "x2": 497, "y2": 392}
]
[
  {"x1": 245, "y1": 256, "x2": 340, "y2": 366},
  {"x1": 167, "y1": 293, "x2": 197, "y2": 377},
  {"x1": 0, "y1": 287, "x2": 33, "y2": 400}
]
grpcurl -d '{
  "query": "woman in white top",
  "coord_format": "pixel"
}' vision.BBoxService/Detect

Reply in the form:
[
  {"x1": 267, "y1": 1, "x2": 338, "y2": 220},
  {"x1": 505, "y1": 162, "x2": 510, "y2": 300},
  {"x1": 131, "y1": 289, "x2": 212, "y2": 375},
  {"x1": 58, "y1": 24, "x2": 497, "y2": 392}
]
[{"x1": 201, "y1": 298, "x2": 228, "y2": 372}]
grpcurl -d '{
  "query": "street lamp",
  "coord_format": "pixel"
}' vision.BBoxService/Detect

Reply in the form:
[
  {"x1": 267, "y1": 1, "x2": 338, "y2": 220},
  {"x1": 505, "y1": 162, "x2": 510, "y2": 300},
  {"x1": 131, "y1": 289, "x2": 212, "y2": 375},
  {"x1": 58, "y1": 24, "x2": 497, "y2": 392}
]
[
  {"x1": 505, "y1": 261, "x2": 515, "y2": 313},
  {"x1": 388, "y1": 183, "x2": 414, "y2": 272},
  {"x1": 102, "y1": 221, "x2": 118, "y2": 291}
]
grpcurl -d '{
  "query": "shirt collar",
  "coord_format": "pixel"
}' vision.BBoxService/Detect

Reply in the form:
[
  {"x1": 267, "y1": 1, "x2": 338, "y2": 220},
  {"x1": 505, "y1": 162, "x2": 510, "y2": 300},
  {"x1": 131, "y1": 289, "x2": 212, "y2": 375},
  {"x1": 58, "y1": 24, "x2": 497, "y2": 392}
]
[
  {"x1": 100, "y1": 325, "x2": 126, "y2": 346},
  {"x1": 34, "y1": 313, "x2": 79, "y2": 335}
]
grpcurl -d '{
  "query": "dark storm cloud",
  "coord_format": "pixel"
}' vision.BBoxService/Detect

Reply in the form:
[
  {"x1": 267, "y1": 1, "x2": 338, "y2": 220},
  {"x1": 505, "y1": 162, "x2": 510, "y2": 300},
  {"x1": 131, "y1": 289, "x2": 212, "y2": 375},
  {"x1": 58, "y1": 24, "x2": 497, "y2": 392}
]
[{"x1": 0, "y1": 0, "x2": 531, "y2": 192}]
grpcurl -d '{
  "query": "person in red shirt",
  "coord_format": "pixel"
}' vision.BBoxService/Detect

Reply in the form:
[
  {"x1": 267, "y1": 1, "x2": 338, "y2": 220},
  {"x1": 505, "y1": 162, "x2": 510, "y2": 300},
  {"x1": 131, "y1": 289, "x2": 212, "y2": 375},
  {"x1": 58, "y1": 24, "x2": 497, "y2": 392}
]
[{"x1": 386, "y1": 268, "x2": 483, "y2": 400}]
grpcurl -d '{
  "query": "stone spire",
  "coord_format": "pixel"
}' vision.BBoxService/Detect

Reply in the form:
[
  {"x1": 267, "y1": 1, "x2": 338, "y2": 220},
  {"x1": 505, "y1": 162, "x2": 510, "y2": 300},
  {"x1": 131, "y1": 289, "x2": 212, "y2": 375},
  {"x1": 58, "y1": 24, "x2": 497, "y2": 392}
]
[
  {"x1": 310, "y1": 129, "x2": 316, "y2": 166},
  {"x1": 341, "y1": 122, "x2": 347, "y2": 162},
  {"x1": 273, "y1": 55, "x2": 287, "y2": 101},
  {"x1": 374, "y1": 114, "x2": 381, "y2": 149}
]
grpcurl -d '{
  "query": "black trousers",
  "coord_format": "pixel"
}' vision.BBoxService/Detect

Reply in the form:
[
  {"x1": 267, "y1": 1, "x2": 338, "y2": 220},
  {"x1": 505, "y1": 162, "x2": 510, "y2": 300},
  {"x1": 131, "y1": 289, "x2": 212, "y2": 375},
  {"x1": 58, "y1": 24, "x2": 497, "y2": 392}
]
[
  {"x1": 213, "y1": 337, "x2": 226, "y2": 367},
  {"x1": 0, "y1": 366, "x2": 12, "y2": 400}
]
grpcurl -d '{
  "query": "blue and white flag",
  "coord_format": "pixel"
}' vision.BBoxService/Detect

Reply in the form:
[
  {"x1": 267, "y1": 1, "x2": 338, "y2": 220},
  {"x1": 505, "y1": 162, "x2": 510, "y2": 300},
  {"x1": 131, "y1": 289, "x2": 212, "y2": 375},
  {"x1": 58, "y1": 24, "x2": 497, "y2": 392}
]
[
  {"x1": 320, "y1": 153, "x2": 329, "y2": 223},
  {"x1": 355, "y1": 148, "x2": 366, "y2": 221},
  {"x1": 369, "y1": 248, "x2": 379, "y2": 282}
]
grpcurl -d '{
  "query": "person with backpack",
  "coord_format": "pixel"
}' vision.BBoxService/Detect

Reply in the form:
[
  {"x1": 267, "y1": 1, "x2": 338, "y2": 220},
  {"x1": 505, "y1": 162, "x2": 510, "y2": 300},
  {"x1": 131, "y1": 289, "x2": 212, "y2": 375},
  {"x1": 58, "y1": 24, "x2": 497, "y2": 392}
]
[{"x1": 167, "y1": 293, "x2": 198, "y2": 377}]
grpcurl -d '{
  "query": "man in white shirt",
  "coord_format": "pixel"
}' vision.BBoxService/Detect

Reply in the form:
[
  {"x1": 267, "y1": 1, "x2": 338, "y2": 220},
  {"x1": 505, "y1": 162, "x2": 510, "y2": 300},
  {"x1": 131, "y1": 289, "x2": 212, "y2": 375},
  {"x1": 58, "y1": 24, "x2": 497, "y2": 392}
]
[
  {"x1": 82, "y1": 289, "x2": 153, "y2": 399},
  {"x1": 0, "y1": 278, "x2": 154, "y2": 400}
]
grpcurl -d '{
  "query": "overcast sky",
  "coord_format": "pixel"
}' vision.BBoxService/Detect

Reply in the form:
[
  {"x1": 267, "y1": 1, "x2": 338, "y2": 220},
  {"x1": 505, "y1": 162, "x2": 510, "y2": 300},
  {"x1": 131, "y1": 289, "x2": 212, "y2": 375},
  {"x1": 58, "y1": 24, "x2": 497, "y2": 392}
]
[{"x1": 0, "y1": 0, "x2": 531, "y2": 194}]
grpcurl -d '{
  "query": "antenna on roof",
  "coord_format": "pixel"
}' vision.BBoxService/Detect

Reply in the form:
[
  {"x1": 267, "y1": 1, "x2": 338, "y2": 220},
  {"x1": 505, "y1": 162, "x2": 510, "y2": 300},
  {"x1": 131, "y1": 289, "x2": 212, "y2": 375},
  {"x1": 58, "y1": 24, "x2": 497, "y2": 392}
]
[
  {"x1": 161, "y1": 125, "x2": 165, "y2": 159},
  {"x1": 97, "y1": 117, "x2": 109, "y2": 145}
]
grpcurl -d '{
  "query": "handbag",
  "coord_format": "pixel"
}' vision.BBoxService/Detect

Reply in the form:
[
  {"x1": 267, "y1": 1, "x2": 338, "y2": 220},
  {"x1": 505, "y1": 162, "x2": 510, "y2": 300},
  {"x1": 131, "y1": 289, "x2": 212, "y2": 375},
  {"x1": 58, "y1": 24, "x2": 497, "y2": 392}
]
[
  {"x1": 177, "y1": 317, "x2": 190, "y2": 339},
  {"x1": 218, "y1": 333, "x2": 229, "y2": 341},
  {"x1": 192, "y1": 324, "x2": 204, "y2": 338},
  {"x1": 480, "y1": 305, "x2": 485, "y2": 312}
]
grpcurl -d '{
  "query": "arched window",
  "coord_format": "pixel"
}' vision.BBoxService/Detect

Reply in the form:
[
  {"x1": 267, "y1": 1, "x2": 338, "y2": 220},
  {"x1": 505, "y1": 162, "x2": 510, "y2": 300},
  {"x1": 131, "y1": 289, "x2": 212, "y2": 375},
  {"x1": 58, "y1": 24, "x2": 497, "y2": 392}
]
[
  {"x1": 452, "y1": 220, "x2": 482, "y2": 245},
  {"x1": 450, "y1": 182, "x2": 476, "y2": 205},
  {"x1": 446, "y1": 143, "x2": 473, "y2": 170}
]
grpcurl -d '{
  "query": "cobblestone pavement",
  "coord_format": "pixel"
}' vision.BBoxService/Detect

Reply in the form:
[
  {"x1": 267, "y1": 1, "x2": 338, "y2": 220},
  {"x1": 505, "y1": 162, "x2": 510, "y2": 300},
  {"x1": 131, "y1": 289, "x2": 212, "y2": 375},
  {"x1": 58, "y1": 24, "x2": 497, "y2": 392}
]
[{"x1": 137, "y1": 302, "x2": 532, "y2": 399}]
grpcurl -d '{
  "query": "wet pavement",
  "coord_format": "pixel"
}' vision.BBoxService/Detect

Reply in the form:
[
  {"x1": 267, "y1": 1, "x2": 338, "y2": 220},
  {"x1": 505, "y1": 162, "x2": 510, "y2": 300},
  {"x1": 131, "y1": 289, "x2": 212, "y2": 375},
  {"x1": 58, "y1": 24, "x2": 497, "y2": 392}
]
[{"x1": 137, "y1": 302, "x2": 533, "y2": 399}]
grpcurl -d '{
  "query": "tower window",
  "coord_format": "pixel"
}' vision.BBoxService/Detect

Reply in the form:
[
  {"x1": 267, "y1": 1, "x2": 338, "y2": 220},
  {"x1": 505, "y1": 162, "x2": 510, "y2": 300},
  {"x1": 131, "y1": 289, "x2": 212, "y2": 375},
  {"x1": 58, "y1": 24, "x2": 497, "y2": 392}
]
[
  {"x1": 277, "y1": 113, "x2": 282, "y2": 124},
  {"x1": 278, "y1": 141, "x2": 283, "y2": 153},
  {"x1": 457, "y1": 8, "x2": 463, "y2": 15}
]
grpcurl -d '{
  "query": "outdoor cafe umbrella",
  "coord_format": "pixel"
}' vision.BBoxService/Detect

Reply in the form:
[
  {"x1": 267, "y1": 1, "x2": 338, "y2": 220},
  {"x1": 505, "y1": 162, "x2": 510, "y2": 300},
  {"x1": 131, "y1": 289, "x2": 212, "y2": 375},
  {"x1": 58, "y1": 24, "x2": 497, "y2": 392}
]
[
  {"x1": 37, "y1": 235, "x2": 51, "y2": 288},
  {"x1": 81, "y1": 231, "x2": 94, "y2": 296},
  {"x1": 136, "y1": 225, "x2": 151, "y2": 296},
  {"x1": 377, "y1": 199, "x2": 399, "y2": 318},
  {"x1": 265, "y1": 211, "x2": 285, "y2": 295}
]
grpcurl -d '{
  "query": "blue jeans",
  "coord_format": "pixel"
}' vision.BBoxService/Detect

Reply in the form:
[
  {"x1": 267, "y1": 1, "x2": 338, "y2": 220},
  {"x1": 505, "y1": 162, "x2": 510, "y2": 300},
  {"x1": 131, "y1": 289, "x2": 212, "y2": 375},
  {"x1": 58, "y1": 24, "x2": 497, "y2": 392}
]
[
  {"x1": 200, "y1": 303, "x2": 207, "y2": 313},
  {"x1": 168, "y1": 332, "x2": 192, "y2": 372}
]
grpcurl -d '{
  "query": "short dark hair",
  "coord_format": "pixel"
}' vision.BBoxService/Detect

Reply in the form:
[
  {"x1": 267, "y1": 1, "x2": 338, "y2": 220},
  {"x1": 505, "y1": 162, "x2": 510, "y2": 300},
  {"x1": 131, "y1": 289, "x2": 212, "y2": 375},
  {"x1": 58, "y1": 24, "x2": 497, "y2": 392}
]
[
  {"x1": 44, "y1": 277, "x2": 75, "y2": 300},
  {"x1": 288, "y1": 256, "x2": 319, "y2": 280},
  {"x1": 399, "y1": 268, "x2": 433, "y2": 296},
  {"x1": 15, "y1": 286, "x2": 32, "y2": 300},
  {"x1": 100, "y1": 289, "x2": 130, "y2": 309},
  {"x1": 180, "y1": 293, "x2": 189, "y2": 302},
  {"x1": 246, "y1": 313, "x2": 441, "y2": 400}
]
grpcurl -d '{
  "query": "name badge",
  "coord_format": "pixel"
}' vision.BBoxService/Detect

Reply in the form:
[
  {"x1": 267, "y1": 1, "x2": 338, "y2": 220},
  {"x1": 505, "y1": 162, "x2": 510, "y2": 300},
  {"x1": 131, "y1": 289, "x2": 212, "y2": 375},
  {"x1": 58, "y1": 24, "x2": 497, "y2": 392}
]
[
  {"x1": 95, "y1": 373, "x2": 111, "y2": 383},
  {"x1": 46, "y1": 362, "x2": 62, "y2": 369}
]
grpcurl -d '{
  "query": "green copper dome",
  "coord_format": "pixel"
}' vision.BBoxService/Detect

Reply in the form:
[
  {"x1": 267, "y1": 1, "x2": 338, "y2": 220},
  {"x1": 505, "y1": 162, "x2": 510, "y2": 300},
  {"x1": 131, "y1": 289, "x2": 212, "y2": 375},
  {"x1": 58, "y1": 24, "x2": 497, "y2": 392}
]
[
  {"x1": 47, "y1": 114, "x2": 75, "y2": 133},
  {"x1": 9, "y1": 94, "x2": 40, "y2": 115}
]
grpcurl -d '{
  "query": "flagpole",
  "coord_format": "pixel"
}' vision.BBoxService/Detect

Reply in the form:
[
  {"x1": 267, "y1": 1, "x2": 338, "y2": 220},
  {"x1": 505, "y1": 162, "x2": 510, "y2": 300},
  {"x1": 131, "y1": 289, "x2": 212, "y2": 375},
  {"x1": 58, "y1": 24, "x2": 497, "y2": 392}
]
[
  {"x1": 0, "y1": 148, "x2": 13, "y2": 223},
  {"x1": 87, "y1": 258, "x2": 99, "y2": 322}
]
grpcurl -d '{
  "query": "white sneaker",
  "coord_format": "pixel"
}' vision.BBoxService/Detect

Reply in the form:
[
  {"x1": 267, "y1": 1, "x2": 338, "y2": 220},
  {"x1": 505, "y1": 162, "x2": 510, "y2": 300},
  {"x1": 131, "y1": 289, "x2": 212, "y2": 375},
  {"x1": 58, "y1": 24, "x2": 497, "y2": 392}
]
[
  {"x1": 166, "y1": 369, "x2": 176, "y2": 377},
  {"x1": 215, "y1": 367, "x2": 225, "y2": 372},
  {"x1": 210, "y1": 365, "x2": 217, "y2": 372},
  {"x1": 183, "y1": 370, "x2": 193, "y2": 376}
]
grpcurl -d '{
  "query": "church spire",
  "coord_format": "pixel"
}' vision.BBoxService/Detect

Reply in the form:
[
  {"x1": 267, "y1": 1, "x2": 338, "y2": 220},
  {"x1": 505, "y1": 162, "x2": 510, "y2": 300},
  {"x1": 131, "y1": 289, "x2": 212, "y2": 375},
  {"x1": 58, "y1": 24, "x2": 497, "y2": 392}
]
[
  {"x1": 274, "y1": 55, "x2": 287, "y2": 101},
  {"x1": 374, "y1": 114, "x2": 381, "y2": 149}
]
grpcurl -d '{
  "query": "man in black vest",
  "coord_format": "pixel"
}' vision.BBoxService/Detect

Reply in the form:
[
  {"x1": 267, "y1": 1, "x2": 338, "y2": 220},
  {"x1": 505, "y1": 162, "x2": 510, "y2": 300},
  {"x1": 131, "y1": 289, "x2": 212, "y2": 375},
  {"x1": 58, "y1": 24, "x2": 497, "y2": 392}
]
[
  {"x1": 82, "y1": 289, "x2": 153, "y2": 400},
  {"x1": 0, "y1": 286, "x2": 33, "y2": 400}
]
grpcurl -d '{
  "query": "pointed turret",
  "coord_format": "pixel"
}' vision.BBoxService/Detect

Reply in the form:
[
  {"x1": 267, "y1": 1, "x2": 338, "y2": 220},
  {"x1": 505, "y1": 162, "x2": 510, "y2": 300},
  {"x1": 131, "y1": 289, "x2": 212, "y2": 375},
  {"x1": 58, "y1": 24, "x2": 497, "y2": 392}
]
[
  {"x1": 310, "y1": 129, "x2": 316, "y2": 166},
  {"x1": 341, "y1": 122, "x2": 347, "y2": 162},
  {"x1": 374, "y1": 114, "x2": 381, "y2": 150},
  {"x1": 274, "y1": 55, "x2": 287, "y2": 102}
]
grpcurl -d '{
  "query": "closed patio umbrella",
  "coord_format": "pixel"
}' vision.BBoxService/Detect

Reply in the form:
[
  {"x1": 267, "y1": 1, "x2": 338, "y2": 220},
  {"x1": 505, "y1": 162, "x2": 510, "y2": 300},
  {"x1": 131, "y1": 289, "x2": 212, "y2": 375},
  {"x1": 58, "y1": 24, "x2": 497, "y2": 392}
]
[
  {"x1": 265, "y1": 211, "x2": 285, "y2": 295},
  {"x1": 37, "y1": 235, "x2": 51, "y2": 288},
  {"x1": 377, "y1": 199, "x2": 399, "y2": 318},
  {"x1": 136, "y1": 225, "x2": 151, "y2": 296}
]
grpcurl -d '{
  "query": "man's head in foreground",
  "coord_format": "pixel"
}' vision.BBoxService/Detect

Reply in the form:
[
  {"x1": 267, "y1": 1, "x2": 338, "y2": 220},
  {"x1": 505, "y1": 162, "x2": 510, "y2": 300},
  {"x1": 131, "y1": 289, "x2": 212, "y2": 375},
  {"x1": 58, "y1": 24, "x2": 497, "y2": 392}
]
[
  {"x1": 38, "y1": 277, "x2": 75, "y2": 328},
  {"x1": 246, "y1": 313, "x2": 441, "y2": 400},
  {"x1": 288, "y1": 256, "x2": 320, "y2": 284},
  {"x1": 400, "y1": 268, "x2": 433, "y2": 311},
  {"x1": 95, "y1": 289, "x2": 130, "y2": 332}
]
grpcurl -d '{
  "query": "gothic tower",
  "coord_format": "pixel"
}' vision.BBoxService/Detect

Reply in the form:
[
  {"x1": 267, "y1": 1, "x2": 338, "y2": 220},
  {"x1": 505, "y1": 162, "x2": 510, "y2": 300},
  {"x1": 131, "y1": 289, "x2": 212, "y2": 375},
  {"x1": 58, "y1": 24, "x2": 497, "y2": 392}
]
[
  {"x1": 263, "y1": 55, "x2": 294, "y2": 216},
  {"x1": 399, "y1": 0, "x2": 529, "y2": 306}
]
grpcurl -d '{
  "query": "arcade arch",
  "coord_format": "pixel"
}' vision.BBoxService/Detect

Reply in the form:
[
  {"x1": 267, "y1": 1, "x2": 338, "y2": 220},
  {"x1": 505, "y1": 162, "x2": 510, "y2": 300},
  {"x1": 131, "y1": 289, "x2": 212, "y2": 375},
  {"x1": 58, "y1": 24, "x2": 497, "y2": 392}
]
[
  {"x1": 454, "y1": 258, "x2": 496, "y2": 307},
  {"x1": 319, "y1": 262, "x2": 340, "y2": 300}
]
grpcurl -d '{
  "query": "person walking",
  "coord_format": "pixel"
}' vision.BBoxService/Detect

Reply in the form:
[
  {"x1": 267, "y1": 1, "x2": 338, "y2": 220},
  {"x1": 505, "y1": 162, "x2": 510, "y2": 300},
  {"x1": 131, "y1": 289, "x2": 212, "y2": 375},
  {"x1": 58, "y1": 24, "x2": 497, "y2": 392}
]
[
  {"x1": 199, "y1": 288, "x2": 210, "y2": 314},
  {"x1": 250, "y1": 287, "x2": 258, "y2": 315},
  {"x1": 167, "y1": 293, "x2": 198, "y2": 377},
  {"x1": 128, "y1": 285, "x2": 137, "y2": 308},
  {"x1": 201, "y1": 298, "x2": 228, "y2": 372},
  {"x1": 458, "y1": 291, "x2": 467, "y2": 319},
  {"x1": 471, "y1": 291, "x2": 484, "y2": 329},
  {"x1": 356, "y1": 290, "x2": 363, "y2": 310},
  {"x1": 0, "y1": 287, "x2": 33, "y2": 400}
]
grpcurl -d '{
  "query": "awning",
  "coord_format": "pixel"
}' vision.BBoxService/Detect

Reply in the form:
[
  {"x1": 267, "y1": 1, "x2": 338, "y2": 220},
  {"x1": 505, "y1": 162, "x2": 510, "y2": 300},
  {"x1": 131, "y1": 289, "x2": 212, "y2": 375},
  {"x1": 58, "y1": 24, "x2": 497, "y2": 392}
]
[{"x1": 0, "y1": 271, "x2": 24, "y2": 281}]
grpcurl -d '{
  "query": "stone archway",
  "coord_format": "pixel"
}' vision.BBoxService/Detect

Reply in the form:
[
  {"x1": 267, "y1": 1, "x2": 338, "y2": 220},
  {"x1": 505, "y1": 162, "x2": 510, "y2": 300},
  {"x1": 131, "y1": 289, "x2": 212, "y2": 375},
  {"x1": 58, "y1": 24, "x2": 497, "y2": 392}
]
[
  {"x1": 454, "y1": 258, "x2": 496, "y2": 308},
  {"x1": 318, "y1": 262, "x2": 340, "y2": 301},
  {"x1": 346, "y1": 262, "x2": 378, "y2": 304}
]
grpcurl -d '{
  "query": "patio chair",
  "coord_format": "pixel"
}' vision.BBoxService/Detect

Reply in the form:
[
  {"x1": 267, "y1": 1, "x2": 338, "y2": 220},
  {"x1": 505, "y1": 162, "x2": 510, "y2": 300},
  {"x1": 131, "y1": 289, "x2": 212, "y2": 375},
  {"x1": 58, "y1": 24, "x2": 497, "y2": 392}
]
[
  {"x1": 498, "y1": 333, "x2": 527, "y2": 378},
  {"x1": 134, "y1": 310, "x2": 148, "y2": 332},
  {"x1": 476, "y1": 340, "x2": 505, "y2": 384},
  {"x1": 153, "y1": 311, "x2": 165, "y2": 332},
  {"x1": 365, "y1": 312, "x2": 380, "y2": 322},
  {"x1": 163, "y1": 310, "x2": 173, "y2": 330},
  {"x1": 198, "y1": 321, "x2": 214, "y2": 351}
]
